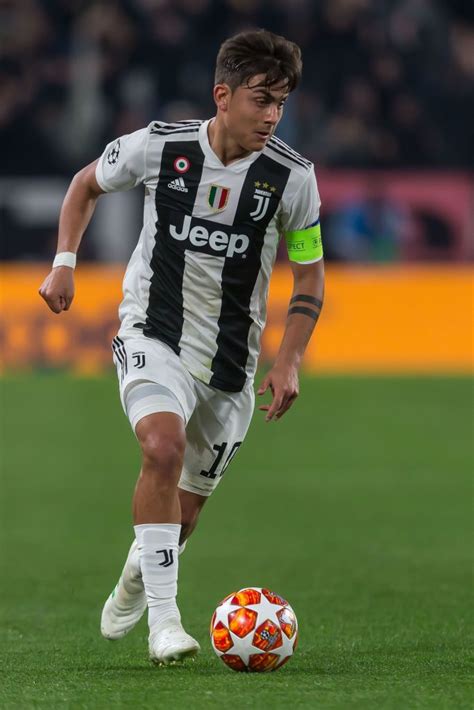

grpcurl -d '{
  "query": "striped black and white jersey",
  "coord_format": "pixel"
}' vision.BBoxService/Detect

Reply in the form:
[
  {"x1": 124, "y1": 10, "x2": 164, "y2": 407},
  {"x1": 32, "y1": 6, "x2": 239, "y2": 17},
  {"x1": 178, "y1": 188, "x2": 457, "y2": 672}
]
[{"x1": 96, "y1": 119, "x2": 322, "y2": 393}]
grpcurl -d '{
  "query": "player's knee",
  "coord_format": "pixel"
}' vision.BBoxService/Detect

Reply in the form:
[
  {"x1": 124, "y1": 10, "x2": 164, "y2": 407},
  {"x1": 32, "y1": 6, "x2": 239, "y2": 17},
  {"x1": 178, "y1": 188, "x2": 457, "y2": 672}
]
[{"x1": 140, "y1": 432, "x2": 185, "y2": 477}]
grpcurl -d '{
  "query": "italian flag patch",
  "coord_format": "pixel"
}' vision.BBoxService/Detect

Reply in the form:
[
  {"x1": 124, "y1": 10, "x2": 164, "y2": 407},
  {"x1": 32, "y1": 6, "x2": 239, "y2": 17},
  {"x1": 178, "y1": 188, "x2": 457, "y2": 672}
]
[{"x1": 208, "y1": 184, "x2": 230, "y2": 211}]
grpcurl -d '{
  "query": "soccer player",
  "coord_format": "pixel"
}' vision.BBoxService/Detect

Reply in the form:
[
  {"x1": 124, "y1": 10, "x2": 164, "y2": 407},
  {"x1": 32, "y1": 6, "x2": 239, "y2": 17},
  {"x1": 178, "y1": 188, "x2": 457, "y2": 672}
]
[{"x1": 39, "y1": 29, "x2": 324, "y2": 665}]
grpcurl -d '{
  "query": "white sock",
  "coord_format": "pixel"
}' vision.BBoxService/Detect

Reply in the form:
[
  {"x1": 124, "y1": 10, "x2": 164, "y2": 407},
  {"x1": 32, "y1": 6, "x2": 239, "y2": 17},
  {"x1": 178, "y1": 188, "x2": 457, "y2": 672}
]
[
  {"x1": 179, "y1": 539, "x2": 187, "y2": 556},
  {"x1": 134, "y1": 523, "x2": 181, "y2": 631}
]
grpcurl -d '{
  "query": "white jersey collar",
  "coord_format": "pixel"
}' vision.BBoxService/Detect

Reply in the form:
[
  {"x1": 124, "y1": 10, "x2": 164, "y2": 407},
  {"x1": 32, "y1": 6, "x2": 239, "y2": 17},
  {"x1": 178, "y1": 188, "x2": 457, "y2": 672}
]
[{"x1": 199, "y1": 119, "x2": 261, "y2": 171}]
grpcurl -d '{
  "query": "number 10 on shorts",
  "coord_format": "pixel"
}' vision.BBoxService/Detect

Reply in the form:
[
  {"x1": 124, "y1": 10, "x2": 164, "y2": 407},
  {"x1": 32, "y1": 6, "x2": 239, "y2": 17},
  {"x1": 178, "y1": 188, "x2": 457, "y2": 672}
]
[{"x1": 200, "y1": 441, "x2": 242, "y2": 480}]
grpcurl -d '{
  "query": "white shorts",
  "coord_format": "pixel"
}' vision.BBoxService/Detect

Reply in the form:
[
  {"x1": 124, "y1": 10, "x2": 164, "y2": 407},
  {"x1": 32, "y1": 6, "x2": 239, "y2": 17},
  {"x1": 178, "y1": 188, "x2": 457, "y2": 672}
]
[{"x1": 112, "y1": 333, "x2": 255, "y2": 497}]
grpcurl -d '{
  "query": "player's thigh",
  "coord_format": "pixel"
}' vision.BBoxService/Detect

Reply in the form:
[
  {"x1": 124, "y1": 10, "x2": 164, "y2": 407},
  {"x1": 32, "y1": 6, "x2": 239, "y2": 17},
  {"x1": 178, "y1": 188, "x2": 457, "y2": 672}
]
[
  {"x1": 112, "y1": 334, "x2": 196, "y2": 432},
  {"x1": 179, "y1": 382, "x2": 255, "y2": 497}
]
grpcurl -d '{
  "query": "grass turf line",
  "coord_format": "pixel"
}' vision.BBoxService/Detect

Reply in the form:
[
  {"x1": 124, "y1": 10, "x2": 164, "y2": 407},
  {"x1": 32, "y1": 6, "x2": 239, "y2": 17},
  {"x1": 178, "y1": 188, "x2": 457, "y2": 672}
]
[{"x1": 0, "y1": 375, "x2": 472, "y2": 709}]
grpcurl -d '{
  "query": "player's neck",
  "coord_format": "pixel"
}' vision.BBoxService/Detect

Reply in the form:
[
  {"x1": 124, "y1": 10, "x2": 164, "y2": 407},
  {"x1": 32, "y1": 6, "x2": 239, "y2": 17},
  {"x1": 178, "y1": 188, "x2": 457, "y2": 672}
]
[{"x1": 207, "y1": 117, "x2": 252, "y2": 166}]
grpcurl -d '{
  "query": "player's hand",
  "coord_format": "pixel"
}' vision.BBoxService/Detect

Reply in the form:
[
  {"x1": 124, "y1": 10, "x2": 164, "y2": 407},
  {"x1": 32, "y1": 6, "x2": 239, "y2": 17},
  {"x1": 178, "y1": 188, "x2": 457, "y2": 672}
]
[
  {"x1": 257, "y1": 363, "x2": 299, "y2": 422},
  {"x1": 38, "y1": 267, "x2": 75, "y2": 314}
]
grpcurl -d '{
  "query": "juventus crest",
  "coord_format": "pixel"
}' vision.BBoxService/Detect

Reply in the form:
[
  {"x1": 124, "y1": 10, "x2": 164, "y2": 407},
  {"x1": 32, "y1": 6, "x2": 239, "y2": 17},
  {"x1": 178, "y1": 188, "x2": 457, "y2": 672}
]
[
  {"x1": 156, "y1": 549, "x2": 174, "y2": 567},
  {"x1": 250, "y1": 181, "x2": 277, "y2": 221}
]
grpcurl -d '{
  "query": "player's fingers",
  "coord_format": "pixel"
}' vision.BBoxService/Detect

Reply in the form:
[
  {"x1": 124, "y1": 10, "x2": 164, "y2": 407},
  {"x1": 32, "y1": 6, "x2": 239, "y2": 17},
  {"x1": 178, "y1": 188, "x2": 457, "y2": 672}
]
[
  {"x1": 53, "y1": 297, "x2": 66, "y2": 313},
  {"x1": 38, "y1": 286, "x2": 48, "y2": 302},
  {"x1": 43, "y1": 293, "x2": 65, "y2": 314},
  {"x1": 275, "y1": 393, "x2": 298, "y2": 420},
  {"x1": 49, "y1": 301, "x2": 63, "y2": 314},
  {"x1": 272, "y1": 387, "x2": 298, "y2": 419},
  {"x1": 257, "y1": 377, "x2": 270, "y2": 395},
  {"x1": 258, "y1": 404, "x2": 270, "y2": 411},
  {"x1": 265, "y1": 394, "x2": 284, "y2": 422},
  {"x1": 63, "y1": 294, "x2": 74, "y2": 311},
  {"x1": 39, "y1": 284, "x2": 60, "y2": 312}
]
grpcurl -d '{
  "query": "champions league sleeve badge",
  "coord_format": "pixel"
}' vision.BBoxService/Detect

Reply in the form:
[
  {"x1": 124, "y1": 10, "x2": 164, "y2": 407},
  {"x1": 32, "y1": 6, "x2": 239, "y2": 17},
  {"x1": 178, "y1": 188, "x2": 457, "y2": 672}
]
[{"x1": 107, "y1": 139, "x2": 121, "y2": 166}]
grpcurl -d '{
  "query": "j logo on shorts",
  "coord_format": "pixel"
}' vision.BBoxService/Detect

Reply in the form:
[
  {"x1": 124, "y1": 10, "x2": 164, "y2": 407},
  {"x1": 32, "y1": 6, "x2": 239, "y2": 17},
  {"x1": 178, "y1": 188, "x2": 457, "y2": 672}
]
[{"x1": 132, "y1": 352, "x2": 146, "y2": 369}]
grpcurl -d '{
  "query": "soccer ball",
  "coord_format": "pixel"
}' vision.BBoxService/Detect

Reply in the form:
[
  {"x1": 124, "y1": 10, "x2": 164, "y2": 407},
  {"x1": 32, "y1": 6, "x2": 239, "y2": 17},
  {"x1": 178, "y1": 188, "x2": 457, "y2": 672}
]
[{"x1": 210, "y1": 587, "x2": 298, "y2": 672}]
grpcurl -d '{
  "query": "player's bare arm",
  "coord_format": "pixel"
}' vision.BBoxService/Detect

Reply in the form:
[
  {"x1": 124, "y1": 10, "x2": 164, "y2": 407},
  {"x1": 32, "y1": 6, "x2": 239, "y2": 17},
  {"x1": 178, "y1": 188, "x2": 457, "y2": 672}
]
[
  {"x1": 258, "y1": 258, "x2": 324, "y2": 422},
  {"x1": 39, "y1": 160, "x2": 104, "y2": 313}
]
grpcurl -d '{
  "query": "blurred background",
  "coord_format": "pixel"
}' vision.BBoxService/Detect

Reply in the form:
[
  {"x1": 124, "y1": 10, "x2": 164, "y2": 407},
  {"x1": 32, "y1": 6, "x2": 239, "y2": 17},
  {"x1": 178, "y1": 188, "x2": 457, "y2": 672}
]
[{"x1": 0, "y1": 0, "x2": 472, "y2": 371}]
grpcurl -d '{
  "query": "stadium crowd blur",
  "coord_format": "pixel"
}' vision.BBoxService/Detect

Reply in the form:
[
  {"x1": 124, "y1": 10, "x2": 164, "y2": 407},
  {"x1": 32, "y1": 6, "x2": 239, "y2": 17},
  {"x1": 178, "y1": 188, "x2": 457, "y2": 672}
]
[
  {"x1": 2, "y1": 0, "x2": 474, "y2": 172},
  {"x1": 1, "y1": 0, "x2": 473, "y2": 261}
]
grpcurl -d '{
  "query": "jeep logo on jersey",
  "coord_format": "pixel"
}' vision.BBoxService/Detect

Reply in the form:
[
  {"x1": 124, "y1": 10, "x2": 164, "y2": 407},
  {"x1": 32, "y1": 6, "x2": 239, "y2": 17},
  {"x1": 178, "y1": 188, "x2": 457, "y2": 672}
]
[
  {"x1": 250, "y1": 181, "x2": 276, "y2": 222},
  {"x1": 169, "y1": 214, "x2": 250, "y2": 258}
]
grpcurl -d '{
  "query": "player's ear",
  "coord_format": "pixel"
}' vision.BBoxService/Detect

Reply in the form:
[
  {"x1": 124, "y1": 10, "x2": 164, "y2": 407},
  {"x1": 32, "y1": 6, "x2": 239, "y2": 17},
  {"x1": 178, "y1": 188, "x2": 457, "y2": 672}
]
[{"x1": 214, "y1": 84, "x2": 231, "y2": 112}]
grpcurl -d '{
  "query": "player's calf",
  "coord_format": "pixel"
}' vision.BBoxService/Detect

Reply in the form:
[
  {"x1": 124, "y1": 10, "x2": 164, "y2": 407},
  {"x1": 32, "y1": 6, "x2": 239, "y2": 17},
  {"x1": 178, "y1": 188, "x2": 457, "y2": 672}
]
[{"x1": 178, "y1": 488, "x2": 208, "y2": 544}]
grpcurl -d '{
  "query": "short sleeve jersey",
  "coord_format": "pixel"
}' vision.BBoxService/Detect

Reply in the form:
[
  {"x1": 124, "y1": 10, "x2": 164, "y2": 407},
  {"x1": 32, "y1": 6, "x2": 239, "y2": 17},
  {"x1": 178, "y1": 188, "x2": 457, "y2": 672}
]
[{"x1": 96, "y1": 120, "x2": 322, "y2": 392}]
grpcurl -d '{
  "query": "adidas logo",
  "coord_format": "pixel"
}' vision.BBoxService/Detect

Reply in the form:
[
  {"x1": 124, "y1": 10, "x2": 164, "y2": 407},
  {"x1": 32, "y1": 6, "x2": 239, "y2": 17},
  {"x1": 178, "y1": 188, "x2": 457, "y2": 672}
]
[{"x1": 168, "y1": 177, "x2": 188, "y2": 193}]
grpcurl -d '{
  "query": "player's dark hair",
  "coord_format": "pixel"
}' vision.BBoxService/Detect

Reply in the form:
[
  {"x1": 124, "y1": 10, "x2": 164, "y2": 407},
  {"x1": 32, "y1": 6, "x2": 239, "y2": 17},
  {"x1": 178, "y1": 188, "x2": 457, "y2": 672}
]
[{"x1": 215, "y1": 29, "x2": 302, "y2": 93}]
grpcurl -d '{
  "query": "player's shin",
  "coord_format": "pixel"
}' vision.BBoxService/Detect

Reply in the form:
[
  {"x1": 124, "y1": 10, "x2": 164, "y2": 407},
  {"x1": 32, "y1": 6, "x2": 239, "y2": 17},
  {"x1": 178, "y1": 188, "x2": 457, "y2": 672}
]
[{"x1": 134, "y1": 523, "x2": 181, "y2": 631}]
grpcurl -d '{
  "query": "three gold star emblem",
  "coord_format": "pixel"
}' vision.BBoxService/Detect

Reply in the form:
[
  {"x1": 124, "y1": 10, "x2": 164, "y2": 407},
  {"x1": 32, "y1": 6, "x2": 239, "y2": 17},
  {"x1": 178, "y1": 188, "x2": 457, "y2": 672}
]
[{"x1": 254, "y1": 181, "x2": 277, "y2": 192}]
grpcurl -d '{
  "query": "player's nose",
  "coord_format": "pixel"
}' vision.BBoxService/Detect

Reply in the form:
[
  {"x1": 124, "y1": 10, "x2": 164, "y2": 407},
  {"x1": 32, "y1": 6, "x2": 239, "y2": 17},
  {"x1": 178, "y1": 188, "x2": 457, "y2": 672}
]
[{"x1": 264, "y1": 104, "x2": 279, "y2": 125}]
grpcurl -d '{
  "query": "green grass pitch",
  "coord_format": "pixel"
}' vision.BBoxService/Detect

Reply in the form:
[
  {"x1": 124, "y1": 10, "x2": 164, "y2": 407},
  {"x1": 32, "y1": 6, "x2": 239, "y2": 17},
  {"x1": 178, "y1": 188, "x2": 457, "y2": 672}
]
[{"x1": 0, "y1": 375, "x2": 472, "y2": 709}]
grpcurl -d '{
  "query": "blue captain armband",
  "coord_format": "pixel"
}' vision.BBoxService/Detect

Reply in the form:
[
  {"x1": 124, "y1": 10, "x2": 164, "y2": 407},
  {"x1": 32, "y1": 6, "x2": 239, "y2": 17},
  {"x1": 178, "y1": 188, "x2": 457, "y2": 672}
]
[{"x1": 284, "y1": 220, "x2": 323, "y2": 263}]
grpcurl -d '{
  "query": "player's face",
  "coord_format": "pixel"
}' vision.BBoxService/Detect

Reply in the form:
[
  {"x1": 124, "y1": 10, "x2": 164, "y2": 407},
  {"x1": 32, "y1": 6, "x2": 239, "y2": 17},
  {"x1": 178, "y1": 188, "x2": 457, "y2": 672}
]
[{"x1": 225, "y1": 75, "x2": 289, "y2": 152}]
